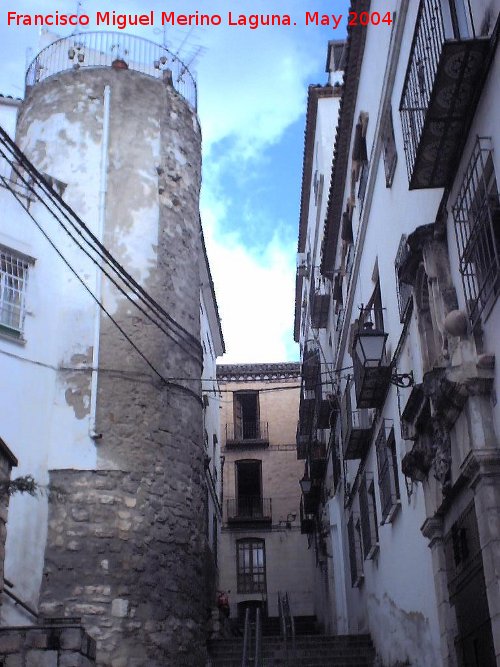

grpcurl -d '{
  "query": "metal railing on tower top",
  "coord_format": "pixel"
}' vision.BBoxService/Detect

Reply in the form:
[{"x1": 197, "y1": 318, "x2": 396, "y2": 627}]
[{"x1": 25, "y1": 32, "x2": 197, "y2": 110}]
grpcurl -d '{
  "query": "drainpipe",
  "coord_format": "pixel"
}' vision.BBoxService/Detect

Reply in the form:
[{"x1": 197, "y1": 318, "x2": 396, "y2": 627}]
[{"x1": 89, "y1": 84, "x2": 111, "y2": 439}]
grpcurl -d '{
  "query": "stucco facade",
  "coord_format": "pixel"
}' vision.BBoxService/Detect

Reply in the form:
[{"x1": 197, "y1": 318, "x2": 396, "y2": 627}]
[
  {"x1": 295, "y1": 3, "x2": 500, "y2": 666},
  {"x1": 217, "y1": 363, "x2": 315, "y2": 623}
]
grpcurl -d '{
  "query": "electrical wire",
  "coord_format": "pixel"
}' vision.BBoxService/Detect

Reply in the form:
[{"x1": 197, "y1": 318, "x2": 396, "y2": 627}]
[
  {"x1": 0, "y1": 172, "x2": 202, "y2": 405},
  {"x1": 0, "y1": 137, "x2": 200, "y2": 360},
  {"x1": 0, "y1": 126, "x2": 201, "y2": 358}
]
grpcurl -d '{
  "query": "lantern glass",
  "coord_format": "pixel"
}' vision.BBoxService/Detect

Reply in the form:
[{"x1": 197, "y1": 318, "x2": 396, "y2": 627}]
[
  {"x1": 354, "y1": 325, "x2": 387, "y2": 368},
  {"x1": 300, "y1": 475, "x2": 312, "y2": 495}
]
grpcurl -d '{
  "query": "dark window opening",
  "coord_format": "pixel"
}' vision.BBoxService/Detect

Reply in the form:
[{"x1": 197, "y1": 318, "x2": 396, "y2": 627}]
[
  {"x1": 376, "y1": 424, "x2": 400, "y2": 523},
  {"x1": 234, "y1": 391, "x2": 260, "y2": 440},
  {"x1": 235, "y1": 460, "x2": 263, "y2": 518}
]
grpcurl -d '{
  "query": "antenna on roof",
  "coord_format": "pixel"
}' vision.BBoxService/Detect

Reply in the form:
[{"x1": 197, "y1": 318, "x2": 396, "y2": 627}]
[{"x1": 153, "y1": 26, "x2": 206, "y2": 79}]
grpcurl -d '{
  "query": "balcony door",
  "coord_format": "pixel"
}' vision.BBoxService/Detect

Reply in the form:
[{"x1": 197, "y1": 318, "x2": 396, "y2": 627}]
[
  {"x1": 234, "y1": 391, "x2": 259, "y2": 440},
  {"x1": 236, "y1": 459, "x2": 262, "y2": 518}
]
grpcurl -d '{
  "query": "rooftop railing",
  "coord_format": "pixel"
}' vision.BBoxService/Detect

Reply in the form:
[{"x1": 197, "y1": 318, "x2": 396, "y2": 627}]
[{"x1": 25, "y1": 32, "x2": 197, "y2": 110}]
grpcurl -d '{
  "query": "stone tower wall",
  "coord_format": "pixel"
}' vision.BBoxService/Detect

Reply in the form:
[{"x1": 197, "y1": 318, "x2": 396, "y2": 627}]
[{"x1": 16, "y1": 68, "x2": 207, "y2": 666}]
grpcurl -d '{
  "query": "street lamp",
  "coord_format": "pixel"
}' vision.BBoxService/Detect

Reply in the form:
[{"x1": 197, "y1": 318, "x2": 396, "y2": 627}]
[
  {"x1": 354, "y1": 320, "x2": 388, "y2": 368},
  {"x1": 299, "y1": 472, "x2": 312, "y2": 496}
]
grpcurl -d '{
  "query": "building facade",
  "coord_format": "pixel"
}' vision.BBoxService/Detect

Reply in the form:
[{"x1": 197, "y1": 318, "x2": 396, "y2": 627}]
[
  {"x1": 0, "y1": 31, "x2": 223, "y2": 666},
  {"x1": 295, "y1": 3, "x2": 500, "y2": 666},
  {"x1": 216, "y1": 363, "x2": 315, "y2": 625}
]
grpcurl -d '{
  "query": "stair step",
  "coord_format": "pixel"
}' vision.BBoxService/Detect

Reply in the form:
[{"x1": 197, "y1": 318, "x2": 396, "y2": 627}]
[{"x1": 208, "y1": 633, "x2": 375, "y2": 667}]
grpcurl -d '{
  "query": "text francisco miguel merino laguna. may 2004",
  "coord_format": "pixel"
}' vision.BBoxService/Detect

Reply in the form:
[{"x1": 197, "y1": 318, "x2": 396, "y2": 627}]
[{"x1": 6, "y1": 9, "x2": 394, "y2": 31}]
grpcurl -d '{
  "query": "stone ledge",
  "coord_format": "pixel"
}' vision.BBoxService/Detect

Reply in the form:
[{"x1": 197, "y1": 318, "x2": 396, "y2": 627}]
[{"x1": 0, "y1": 623, "x2": 96, "y2": 665}]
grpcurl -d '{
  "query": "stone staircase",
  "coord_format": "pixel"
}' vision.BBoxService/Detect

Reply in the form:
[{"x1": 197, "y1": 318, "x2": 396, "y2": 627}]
[{"x1": 207, "y1": 633, "x2": 376, "y2": 666}]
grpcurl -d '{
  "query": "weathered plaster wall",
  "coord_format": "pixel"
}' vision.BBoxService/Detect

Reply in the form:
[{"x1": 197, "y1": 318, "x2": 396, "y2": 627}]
[{"x1": 14, "y1": 68, "x2": 207, "y2": 666}]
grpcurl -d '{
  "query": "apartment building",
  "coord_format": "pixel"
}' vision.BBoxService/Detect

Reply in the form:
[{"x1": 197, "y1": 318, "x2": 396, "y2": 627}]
[
  {"x1": 217, "y1": 363, "x2": 315, "y2": 626},
  {"x1": 295, "y1": 2, "x2": 500, "y2": 666}
]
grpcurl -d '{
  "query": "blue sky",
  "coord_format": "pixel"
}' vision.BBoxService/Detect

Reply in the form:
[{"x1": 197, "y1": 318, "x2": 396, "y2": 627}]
[{"x1": 0, "y1": 0, "x2": 350, "y2": 362}]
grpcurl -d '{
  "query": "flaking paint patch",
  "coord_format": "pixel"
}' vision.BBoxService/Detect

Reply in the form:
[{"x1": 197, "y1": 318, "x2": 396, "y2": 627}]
[
  {"x1": 63, "y1": 350, "x2": 93, "y2": 420},
  {"x1": 367, "y1": 592, "x2": 439, "y2": 667}
]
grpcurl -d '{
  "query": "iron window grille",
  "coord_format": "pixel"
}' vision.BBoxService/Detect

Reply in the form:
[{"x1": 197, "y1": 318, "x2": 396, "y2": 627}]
[
  {"x1": 359, "y1": 473, "x2": 379, "y2": 560},
  {"x1": 236, "y1": 538, "x2": 266, "y2": 594},
  {"x1": 347, "y1": 513, "x2": 364, "y2": 587},
  {"x1": 375, "y1": 422, "x2": 401, "y2": 524},
  {"x1": 453, "y1": 137, "x2": 500, "y2": 330},
  {"x1": 0, "y1": 247, "x2": 31, "y2": 338}
]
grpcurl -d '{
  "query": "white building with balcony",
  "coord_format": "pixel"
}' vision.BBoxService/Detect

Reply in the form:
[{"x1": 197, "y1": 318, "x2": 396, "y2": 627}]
[{"x1": 295, "y1": 2, "x2": 500, "y2": 666}]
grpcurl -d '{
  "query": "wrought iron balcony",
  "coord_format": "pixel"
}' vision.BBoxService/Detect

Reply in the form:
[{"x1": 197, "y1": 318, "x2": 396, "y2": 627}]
[
  {"x1": 225, "y1": 421, "x2": 269, "y2": 447},
  {"x1": 341, "y1": 387, "x2": 374, "y2": 460},
  {"x1": 310, "y1": 277, "x2": 331, "y2": 329},
  {"x1": 25, "y1": 32, "x2": 197, "y2": 109},
  {"x1": 226, "y1": 496, "x2": 272, "y2": 524},
  {"x1": 399, "y1": 0, "x2": 491, "y2": 189},
  {"x1": 298, "y1": 396, "x2": 315, "y2": 435},
  {"x1": 302, "y1": 346, "x2": 321, "y2": 390},
  {"x1": 309, "y1": 440, "x2": 328, "y2": 481},
  {"x1": 300, "y1": 496, "x2": 315, "y2": 534},
  {"x1": 296, "y1": 426, "x2": 309, "y2": 460},
  {"x1": 302, "y1": 483, "x2": 322, "y2": 515}
]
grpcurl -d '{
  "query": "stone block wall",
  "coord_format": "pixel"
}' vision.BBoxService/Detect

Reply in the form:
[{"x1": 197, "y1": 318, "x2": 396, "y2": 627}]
[{"x1": 0, "y1": 622, "x2": 96, "y2": 666}]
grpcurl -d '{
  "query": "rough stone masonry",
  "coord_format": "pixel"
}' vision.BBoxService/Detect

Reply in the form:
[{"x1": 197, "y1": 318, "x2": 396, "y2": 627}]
[{"x1": 16, "y1": 66, "x2": 208, "y2": 666}]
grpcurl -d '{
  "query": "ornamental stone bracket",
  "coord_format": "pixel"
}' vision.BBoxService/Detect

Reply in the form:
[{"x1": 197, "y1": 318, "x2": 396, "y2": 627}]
[
  {"x1": 460, "y1": 448, "x2": 500, "y2": 489},
  {"x1": 420, "y1": 515, "x2": 444, "y2": 548},
  {"x1": 401, "y1": 360, "x2": 495, "y2": 491}
]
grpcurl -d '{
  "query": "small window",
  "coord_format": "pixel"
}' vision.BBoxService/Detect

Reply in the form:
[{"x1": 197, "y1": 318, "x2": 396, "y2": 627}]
[
  {"x1": 237, "y1": 539, "x2": 266, "y2": 593},
  {"x1": 347, "y1": 514, "x2": 364, "y2": 587},
  {"x1": 375, "y1": 424, "x2": 401, "y2": 523},
  {"x1": 359, "y1": 473, "x2": 379, "y2": 559},
  {"x1": 382, "y1": 108, "x2": 397, "y2": 187},
  {"x1": 0, "y1": 247, "x2": 32, "y2": 339}
]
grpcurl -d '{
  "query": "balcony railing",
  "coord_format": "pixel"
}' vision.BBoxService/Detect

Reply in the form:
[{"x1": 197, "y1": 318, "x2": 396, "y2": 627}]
[
  {"x1": 227, "y1": 497, "x2": 272, "y2": 523},
  {"x1": 302, "y1": 347, "x2": 321, "y2": 390},
  {"x1": 225, "y1": 421, "x2": 269, "y2": 447},
  {"x1": 300, "y1": 496, "x2": 315, "y2": 534},
  {"x1": 399, "y1": 0, "x2": 490, "y2": 189},
  {"x1": 341, "y1": 387, "x2": 374, "y2": 460},
  {"x1": 25, "y1": 32, "x2": 197, "y2": 110},
  {"x1": 309, "y1": 440, "x2": 328, "y2": 481},
  {"x1": 296, "y1": 426, "x2": 309, "y2": 460},
  {"x1": 310, "y1": 277, "x2": 331, "y2": 329}
]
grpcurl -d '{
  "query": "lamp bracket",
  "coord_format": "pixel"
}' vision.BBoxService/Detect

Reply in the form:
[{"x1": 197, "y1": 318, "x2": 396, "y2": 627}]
[{"x1": 390, "y1": 369, "x2": 414, "y2": 388}]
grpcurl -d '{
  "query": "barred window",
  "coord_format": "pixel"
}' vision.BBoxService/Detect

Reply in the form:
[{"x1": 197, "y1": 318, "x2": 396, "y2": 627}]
[
  {"x1": 359, "y1": 473, "x2": 379, "y2": 559},
  {"x1": 453, "y1": 137, "x2": 500, "y2": 330},
  {"x1": 375, "y1": 423, "x2": 400, "y2": 523},
  {"x1": 0, "y1": 247, "x2": 31, "y2": 338},
  {"x1": 347, "y1": 514, "x2": 364, "y2": 587},
  {"x1": 236, "y1": 539, "x2": 266, "y2": 594}
]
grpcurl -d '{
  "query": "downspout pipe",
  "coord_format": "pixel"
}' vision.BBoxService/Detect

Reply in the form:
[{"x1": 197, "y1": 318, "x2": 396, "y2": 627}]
[{"x1": 89, "y1": 84, "x2": 111, "y2": 439}]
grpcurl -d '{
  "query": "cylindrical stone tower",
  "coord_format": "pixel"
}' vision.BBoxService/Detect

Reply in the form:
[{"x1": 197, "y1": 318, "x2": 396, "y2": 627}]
[{"x1": 15, "y1": 35, "x2": 208, "y2": 666}]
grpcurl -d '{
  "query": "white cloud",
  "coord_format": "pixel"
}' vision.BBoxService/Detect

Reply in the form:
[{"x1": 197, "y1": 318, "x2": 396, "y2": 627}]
[{"x1": 201, "y1": 191, "x2": 299, "y2": 364}]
